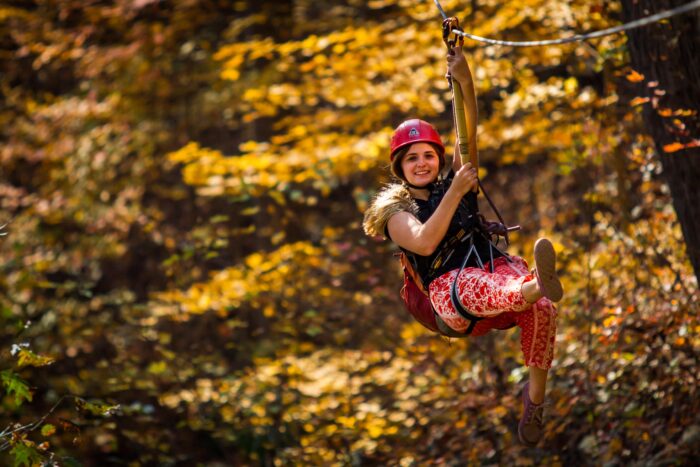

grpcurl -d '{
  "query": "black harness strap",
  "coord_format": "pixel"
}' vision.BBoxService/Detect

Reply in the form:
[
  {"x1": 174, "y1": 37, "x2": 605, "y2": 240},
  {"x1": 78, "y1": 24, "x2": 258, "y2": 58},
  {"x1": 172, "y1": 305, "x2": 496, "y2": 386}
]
[
  {"x1": 449, "y1": 234, "x2": 484, "y2": 334},
  {"x1": 405, "y1": 176, "x2": 521, "y2": 337},
  {"x1": 446, "y1": 223, "x2": 518, "y2": 335}
]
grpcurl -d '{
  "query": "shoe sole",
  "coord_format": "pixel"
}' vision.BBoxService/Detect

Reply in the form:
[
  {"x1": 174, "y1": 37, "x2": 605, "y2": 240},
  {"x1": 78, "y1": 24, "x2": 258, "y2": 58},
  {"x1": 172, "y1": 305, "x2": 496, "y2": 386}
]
[{"x1": 534, "y1": 238, "x2": 563, "y2": 303}]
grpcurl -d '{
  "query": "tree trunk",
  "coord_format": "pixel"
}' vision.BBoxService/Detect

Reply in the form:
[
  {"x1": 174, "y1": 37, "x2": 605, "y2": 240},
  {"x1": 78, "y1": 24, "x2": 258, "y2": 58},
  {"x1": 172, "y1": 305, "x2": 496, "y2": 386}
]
[{"x1": 621, "y1": 0, "x2": 700, "y2": 283}]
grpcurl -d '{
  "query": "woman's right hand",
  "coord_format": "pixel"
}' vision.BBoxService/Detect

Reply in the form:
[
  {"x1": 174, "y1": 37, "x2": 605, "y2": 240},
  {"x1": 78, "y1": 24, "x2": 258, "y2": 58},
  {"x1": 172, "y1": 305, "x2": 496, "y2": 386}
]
[
  {"x1": 450, "y1": 162, "x2": 478, "y2": 196},
  {"x1": 446, "y1": 46, "x2": 472, "y2": 85}
]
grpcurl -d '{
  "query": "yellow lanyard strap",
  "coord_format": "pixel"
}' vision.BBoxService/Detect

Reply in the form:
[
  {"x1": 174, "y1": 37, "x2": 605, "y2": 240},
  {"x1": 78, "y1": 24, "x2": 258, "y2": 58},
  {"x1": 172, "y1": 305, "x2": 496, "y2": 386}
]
[{"x1": 443, "y1": 17, "x2": 478, "y2": 171}]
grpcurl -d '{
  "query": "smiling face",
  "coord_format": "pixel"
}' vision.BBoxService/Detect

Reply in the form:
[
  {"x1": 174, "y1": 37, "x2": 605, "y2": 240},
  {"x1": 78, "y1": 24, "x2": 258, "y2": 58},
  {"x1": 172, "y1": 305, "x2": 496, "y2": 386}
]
[{"x1": 399, "y1": 142, "x2": 441, "y2": 187}]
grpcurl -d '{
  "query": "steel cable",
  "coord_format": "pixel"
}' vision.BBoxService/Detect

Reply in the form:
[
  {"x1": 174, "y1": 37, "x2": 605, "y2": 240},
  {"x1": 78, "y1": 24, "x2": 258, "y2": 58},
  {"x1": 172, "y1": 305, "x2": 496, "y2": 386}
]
[{"x1": 432, "y1": 0, "x2": 700, "y2": 47}]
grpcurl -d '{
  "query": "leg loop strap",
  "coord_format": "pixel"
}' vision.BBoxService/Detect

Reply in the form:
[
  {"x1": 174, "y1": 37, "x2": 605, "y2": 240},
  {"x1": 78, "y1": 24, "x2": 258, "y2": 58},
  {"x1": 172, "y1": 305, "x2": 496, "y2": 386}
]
[{"x1": 449, "y1": 235, "x2": 485, "y2": 335}]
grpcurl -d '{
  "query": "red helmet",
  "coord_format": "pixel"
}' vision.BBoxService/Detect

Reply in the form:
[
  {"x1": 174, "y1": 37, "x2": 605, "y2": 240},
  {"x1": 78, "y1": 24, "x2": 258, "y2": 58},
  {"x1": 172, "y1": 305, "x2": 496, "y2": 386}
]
[{"x1": 390, "y1": 119, "x2": 445, "y2": 161}]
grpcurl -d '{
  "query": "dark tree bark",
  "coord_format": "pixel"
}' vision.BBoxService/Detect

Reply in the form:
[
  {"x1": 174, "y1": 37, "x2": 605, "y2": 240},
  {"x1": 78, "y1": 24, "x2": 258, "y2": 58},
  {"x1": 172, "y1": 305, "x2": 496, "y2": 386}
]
[{"x1": 621, "y1": 0, "x2": 700, "y2": 283}]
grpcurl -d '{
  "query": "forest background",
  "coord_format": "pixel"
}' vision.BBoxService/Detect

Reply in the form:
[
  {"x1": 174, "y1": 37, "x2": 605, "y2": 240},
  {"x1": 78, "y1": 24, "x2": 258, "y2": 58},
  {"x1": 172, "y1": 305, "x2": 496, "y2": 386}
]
[{"x1": 1, "y1": 0, "x2": 699, "y2": 465}]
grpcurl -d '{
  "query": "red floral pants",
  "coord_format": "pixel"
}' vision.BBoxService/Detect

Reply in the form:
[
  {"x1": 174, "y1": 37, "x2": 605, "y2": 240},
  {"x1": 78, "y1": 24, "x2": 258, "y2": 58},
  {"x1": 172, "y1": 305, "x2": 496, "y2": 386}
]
[{"x1": 428, "y1": 256, "x2": 557, "y2": 369}]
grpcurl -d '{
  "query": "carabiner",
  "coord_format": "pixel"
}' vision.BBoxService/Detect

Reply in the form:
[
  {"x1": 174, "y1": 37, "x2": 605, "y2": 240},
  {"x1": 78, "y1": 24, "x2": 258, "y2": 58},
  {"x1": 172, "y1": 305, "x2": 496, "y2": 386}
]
[{"x1": 442, "y1": 17, "x2": 464, "y2": 51}]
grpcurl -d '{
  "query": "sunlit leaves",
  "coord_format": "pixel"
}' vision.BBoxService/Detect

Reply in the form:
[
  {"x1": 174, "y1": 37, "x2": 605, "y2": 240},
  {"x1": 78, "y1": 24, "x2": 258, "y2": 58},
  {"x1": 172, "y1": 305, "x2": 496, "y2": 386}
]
[
  {"x1": 16, "y1": 349, "x2": 54, "y2": 369},
  {"x1": 2, "y1": 0, "x2": 699, "y2": 465},
  {"x1": 158, "y1": 347, "x2": 462, "y2": 462},
  {"x1": 167, "y1": 130, "x2": 391, "y2": 198},
  {"x1": 153, "y1": 241, "x2": 325, "y2": 316}
]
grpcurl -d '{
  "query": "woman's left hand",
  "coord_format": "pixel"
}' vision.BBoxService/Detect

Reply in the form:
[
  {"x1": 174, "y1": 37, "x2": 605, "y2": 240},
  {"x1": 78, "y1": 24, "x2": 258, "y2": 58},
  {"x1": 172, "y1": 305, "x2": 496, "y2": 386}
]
[{"x1": 446, "y1": 46, "x2": 471, "y2": 85}]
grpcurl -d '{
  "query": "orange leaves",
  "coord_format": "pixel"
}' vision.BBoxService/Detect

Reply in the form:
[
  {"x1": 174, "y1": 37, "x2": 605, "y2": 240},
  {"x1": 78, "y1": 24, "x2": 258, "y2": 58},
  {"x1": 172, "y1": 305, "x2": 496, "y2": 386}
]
[
  {"x1": 630, "y1": 96, "x2": 650, "y2": 106},
  {"x1": 662, "y1": 140, "x2": 700, "y2": 153},
  {"x1": 667, "y1": 108, "x2": 697, "y2": 117},
  {"x1": 625, "y1": 69, "x2": 645, "y2": 82}
]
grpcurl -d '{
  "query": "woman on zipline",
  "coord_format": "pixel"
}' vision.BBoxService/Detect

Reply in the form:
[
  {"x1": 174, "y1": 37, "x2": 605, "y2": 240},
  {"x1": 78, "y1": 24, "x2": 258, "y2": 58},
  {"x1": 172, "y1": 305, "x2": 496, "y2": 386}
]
[{"x1": 363, "y1": 45, "x2": 563, "y2": 446}]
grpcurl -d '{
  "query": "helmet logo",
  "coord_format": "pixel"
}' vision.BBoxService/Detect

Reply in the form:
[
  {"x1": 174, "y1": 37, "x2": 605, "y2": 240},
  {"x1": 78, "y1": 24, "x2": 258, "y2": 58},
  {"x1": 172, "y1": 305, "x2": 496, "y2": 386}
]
[{"x1": 408, "y1": 127, "x2": 419, "y2": 138}]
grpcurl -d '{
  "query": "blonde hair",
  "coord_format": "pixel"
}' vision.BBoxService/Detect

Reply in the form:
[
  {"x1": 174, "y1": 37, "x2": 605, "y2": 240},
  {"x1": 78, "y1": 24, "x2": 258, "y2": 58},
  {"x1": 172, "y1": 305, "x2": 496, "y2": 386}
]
[{"x1": 362, "y1": 183, "x2": 418, "y2": 238}]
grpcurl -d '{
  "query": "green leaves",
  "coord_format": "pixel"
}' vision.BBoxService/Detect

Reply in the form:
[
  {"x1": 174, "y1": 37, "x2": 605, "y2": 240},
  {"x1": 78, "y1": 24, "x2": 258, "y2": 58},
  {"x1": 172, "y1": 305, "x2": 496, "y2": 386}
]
[
  {"x1": 1, "y1": 370, "x2": 33, "y2": 406},
  {"x1": 0, "y1": 346, "x2": 51, "y2": 407},
  {"x1": 9, "y1": 439, "x2": 42, "y2": 467},
  {"x1": 39, "y1": 424, "x2": 56, "y2": 437},
  {"x1": 75, "y1": 398, "x2": 120, "y2": 417}
]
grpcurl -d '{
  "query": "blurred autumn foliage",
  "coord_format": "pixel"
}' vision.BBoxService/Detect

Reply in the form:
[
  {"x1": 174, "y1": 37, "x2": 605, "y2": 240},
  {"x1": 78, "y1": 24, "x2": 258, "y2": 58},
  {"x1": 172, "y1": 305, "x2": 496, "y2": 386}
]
[{"x1": 1, "y1": 0, "x2": 699, "y2": 465}]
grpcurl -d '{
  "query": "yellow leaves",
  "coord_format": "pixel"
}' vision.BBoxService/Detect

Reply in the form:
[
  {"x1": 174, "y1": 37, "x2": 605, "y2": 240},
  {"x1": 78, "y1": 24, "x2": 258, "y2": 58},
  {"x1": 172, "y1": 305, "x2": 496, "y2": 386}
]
[
  {"x1": 367, "y1": 0, "x2": 394, "y2": 8},
  {"x1": 268, "y1": 190, "x2": 286, "y2": 206},
  {"x1": 238, "y1": 140, "x2": 268, "y2": 152},
  {"x1": 268, "y1": 84, "x2": 302, "y2": 107},
  {"x1": 0, "y1": 6, "x2": 34, "y2": 21},
  {"x1": 603, "y1": 315, "x2": 621, "y2": 328},
  {"x1": 490, "y1": 405, "x2": 508, "y2": 419},
  {"x1": 564, "y1": 77, "x2": 578, "y2": 96},
  {"x1": 152, "y1": 242, "x2": 325, "y2": 317},
  {"x1": 353, "y1": 292, "x2": 373, "y2": 305},
  {"x1": 16, "y1": 349, "x2": 55, "y2": 368},
  {"x1": 216, "y1": 25, "x2": 385, "y2": 87},
  {"x1": 400, "y1": 321, "x2": 430, "y2": 342},
  {"x1": 147, "y1": 361, "x2": 167, "y2": 375},
  {"x1": 365, "y1": 415, "x2": 389, "y2": 438},
  {"x1": 8, "y1": 2, "x2": 700, "y2": 464},
  {"x1": 241, "y1": 87, "x2": 265, "y2": 102},
  {"x1": 336, "y1": 415, "x2": 356, "y2": 429},
  {"x1": 40, "y1": 424, "x2": 56, "y2": 437},
  {"x1": 220, "y1": 53, "x2": 244, "y2": 81},
  {"x1": 167, "y1": 142, "x2": 223, "y2": 165},
  {"x1": 220, "y1": 68, "x2": 240, "y2": 81},
  {"x1": 169, "y1": 129, "x2": 390, "y2": 199},
  {"x1": 244, "y1": 252, "x2": 263, "y2": 269},
  {"x1": 270, "y1": 125, "x2": 307, "y2": 145}
]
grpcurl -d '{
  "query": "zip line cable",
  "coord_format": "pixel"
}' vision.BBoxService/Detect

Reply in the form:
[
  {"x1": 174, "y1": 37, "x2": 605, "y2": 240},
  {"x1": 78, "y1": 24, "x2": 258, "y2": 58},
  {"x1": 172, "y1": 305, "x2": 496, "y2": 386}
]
[{"x1": 432, "y1": 0, "x2": 700, "y2": 47}]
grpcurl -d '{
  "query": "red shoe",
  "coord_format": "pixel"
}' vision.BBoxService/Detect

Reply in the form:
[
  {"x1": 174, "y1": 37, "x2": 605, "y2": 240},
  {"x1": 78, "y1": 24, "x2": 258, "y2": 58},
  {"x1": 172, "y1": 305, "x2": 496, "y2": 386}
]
[
  {"x1": 518, "y1": 382, "x2": 545, "y2": 447},
  {"x1": 533, "y1": 238, "x2": 563, "y2": 302}
]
